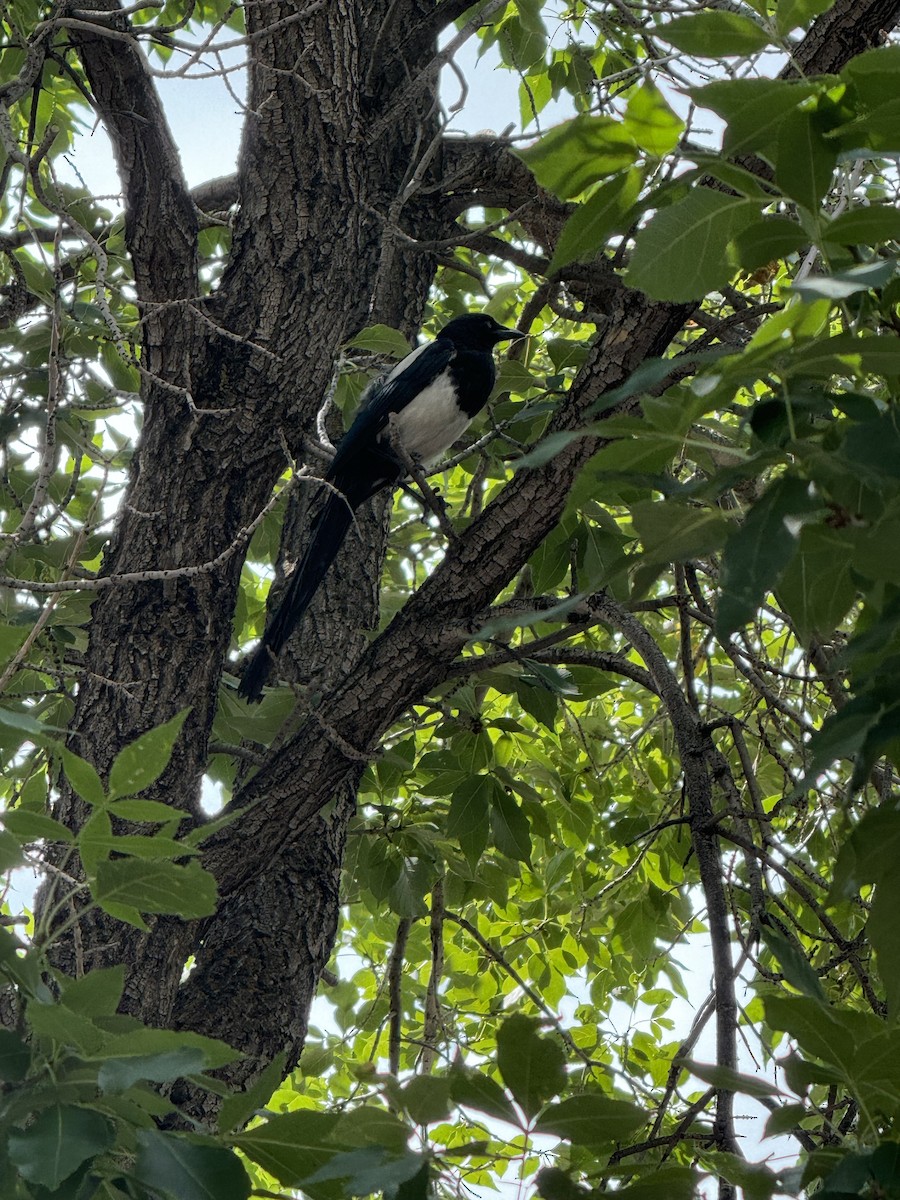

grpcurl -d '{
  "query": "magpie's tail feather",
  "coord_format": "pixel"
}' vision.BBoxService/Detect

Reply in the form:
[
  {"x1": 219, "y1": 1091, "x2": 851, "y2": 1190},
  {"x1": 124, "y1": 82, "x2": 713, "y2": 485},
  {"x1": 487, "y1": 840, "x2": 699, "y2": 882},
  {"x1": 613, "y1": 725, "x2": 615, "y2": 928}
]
[{"x1": 238, "y1": 494, "x2": 355, "y2": 702}]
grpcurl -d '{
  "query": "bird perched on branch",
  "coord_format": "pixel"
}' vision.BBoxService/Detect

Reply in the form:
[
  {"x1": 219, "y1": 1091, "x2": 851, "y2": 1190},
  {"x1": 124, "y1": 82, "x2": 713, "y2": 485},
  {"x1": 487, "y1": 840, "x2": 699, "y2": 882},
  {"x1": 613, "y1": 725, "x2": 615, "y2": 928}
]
[{"x1": 239, "y1": 311, "x2": 526, "y2": 702}]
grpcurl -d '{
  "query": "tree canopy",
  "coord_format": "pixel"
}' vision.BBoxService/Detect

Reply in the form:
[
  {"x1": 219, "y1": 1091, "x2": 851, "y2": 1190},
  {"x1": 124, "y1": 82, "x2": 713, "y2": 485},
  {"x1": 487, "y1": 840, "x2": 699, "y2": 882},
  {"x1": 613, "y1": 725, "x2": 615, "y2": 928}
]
[{"x1": 3, "y1": 1, "x2": 900, "y2": 1198}]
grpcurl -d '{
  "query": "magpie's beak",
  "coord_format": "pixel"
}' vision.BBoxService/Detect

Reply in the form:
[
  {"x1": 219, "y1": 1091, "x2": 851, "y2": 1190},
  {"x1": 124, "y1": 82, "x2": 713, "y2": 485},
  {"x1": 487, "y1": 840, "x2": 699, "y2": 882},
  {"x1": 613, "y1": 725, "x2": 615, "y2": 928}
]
[{"x1": 493, "y1": 326, "x2": 527, "y2": 344}]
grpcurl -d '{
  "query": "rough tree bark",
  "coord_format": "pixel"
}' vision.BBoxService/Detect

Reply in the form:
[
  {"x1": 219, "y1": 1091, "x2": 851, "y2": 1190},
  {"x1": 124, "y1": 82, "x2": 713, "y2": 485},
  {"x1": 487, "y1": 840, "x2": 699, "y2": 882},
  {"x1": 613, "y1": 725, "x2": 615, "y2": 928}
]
[{"x1": 29, "y1": 0, "x2": 899, "y2": 1131}]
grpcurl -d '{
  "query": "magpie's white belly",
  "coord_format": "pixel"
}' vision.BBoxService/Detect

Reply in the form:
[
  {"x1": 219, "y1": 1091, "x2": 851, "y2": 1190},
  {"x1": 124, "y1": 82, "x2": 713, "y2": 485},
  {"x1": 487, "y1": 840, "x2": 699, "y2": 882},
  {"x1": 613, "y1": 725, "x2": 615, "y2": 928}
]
[{"x1": 389, "y1": 378, "x2": 471, "y2": 463}]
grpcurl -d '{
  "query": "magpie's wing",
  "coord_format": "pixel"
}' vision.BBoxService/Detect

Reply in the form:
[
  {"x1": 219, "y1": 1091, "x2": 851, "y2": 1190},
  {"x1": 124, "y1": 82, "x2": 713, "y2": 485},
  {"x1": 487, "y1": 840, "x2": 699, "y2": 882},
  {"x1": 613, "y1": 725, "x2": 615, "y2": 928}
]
[{"x1": 327, "y1": 339, "x2": 455, "y2": 480}]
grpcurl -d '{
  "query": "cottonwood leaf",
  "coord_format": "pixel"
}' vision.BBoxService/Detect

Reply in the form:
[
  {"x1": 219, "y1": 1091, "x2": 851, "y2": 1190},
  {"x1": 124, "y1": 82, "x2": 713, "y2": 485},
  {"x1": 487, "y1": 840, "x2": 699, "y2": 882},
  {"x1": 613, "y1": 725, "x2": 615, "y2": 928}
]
[
  {"x1": 775, "y1": 107, "x2": 837, "y2": 211},
  {"x1": 134, "y1": 1129, "x2": 250, "y2": 1200},
  {"x1": 497, "y1": 1015, "x2": 566, "y2": 1117},
  {"x1": 775, "y1": 0, "x2": 835, "y2": 35},
  {"x1": 824, "y1": 204, "x2": 900, "y2": 245},
  {"x1": 107, "y1": 708, "x2": 189, "y2": 799},
  {"x1": 94, "y1": 858, "x2": 217, "y2": 919},
  {"x1": 717, "y1": 477, "x2": 816, "y2": 638},
  {"x1": 517, "y1": 115, "x2": 636, "y2": 199},
  {"x1": 628, "y1": 190, "x2": 757, "y2": 301},
  {"x1": 447, "y1": 775, "x2": 492, "y2": 870},
  {"x1": 0, "y1": 1030, "x2": 30, "y2": 1082},
  {"x1": 659, "y1": 11, "x2": 770, "y2": 57},
  {"x1": 689, "y1": 78, "x2": 818, "y2": 156},
  {"x1": 549, "y1": 169, "x2": 642, "y2": 273},
  {"x1": 99, "y1": 1047, "x2": 207, "y2": 1094},
  {"x1": 449, "y1": 1067, "x2": 518, "y2": 1124},
  {"x1": 535, "y1": 1093, "x2": 646, "y2": 1145},
  {"x1": 682, "y1": 1060, "x2": 783, "y2": 1099},
  {"x1": 7, "y1": 1105, "x2": 113, "y2": 1191},
  {"x1": 732, "y1": 216, "x2": 807, "y2": 272}
]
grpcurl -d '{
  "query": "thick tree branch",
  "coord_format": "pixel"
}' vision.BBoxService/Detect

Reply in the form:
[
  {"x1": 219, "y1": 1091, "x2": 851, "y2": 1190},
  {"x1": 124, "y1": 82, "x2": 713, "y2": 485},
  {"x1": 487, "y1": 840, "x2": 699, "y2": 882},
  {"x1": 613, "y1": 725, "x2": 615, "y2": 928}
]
[{"x1": 62, "y1": 0, "x2": 198, "y2": 304}]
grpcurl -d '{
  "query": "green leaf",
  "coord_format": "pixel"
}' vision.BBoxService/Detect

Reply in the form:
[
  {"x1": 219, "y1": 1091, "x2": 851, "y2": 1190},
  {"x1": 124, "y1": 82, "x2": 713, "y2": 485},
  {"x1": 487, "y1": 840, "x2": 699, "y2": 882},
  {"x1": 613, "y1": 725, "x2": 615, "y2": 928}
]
[
  {"x1": 0, "y1": 829, "x2": 24, "y2": 873},
  {"x1": 98, "y1": 1047, "x2": 207, "y2": 1093},
  {"x1": 449, "y1": 1067, "x2": 519, "y2": 1124},
  {"x1": 60, "y1": 748, "x2": 106, "y2": 807},
  {"x1": 107, "y1": 708, "x2": 189, "y2": 799},
  {"x1": 732, "y1": 216, "x2": 808, "y2": 272},
  {"x1": 763, "y1": 994, "x2": 869, "y2": 1075},
  {"x1": 235, "y1": 1111, "x2": 344, "y2": 1185},
  {"x1": 0, "y1": 1029, "x2": 31, "y2": 1081},
  {"x1": 7, "y1": 1105, "x2": 114, "y2": 1191},
  {"x1": 868, "y1": 876, "x2": 900, "y2": 1019},
  {"x1": 627, "y1": 189, "x2": 757, "y2": 301},
  {"x1": 689, "y1": 78, "x2": 818, "y2": 157},
  {"x1": 630, "y1": 500, "x2": 729, "y2": 564},
  {"x1": 82, "y1": 827, "x2": 198, "y2": 863},
  {"x1": 764, "y1": 1102, "x2": 809, "y2": 1138},
  {"x1": 0, "y1": 927, "x2": 50, "y2": 1000},
  {"x1": 516, "y1": 678, "x2": 558, "y2": 730},
  {"x1": 831, "y1": 809, "x2": 900, "y2": 900},
  {"x1": 490, "y1": 787, "x2": 532, "y2": 862},
  {"x1": 658, "y1": 11, "x2": 770, "y2": 57},
  {"x1": 401, "y1": 1075, "x2": 452, "y2": 1125},
  {"x1": 682, "y1": 1060, "x2": 783, "y2": 1099},
  {"x1": 790, "y1": 332, "x2": 900, "y2": 377},
  {"x1": 549, "y1": 169, "x2": 642, "y2": 274},
  {"x1": 218, "y1": 1051, "x2": 287, "y2": 1133},
  {"x1": 800, "y1": 695, "x2": 885, "y2": 792},
  {"x1": 0, "y1": 700, "x2": 56, "y2": 739},
  {"x1": 793, "y1": 258, "x2": 897, "y2": 301},
  {"x1": 332, "y1": 1106, "x2": 411, "y2": 1152},
  {"x1": 516, "y1": 115, "x2": 637, "y2": 200},
  {"x1": 108, "y1": 797, "x2": 183, "y2": 823},
  {"x1": 535, "y1": 1093, "x2": 646, "y2": 1145},
  {"x1": 775, "y1": 0, "x2": 835, "y2": 35},
  {"x1": 100, "y1": 342, "x2": 139, "y2": 392},
  {"x1": 622, "y1": 83, "x2": 683, "y2": 155},
  {"x1": 0, "y1": 624, "x2": 29, "y2": 664},
  {"x1": 1, "y1": 809, "x2": 74, "y2": 844},
  {"x1": 760, "y1": 924, "x2": 827, "y2": 1001},
  {"x1": 94, "y1": 858, "x2": 217, "y2": 918},
  {"x1": 821, "y1": 1147, "x2": 890, "y2": 1196},
  {"x1": 700, "y1": 1152, "x2": 781, "y2": 1200},
  {"x1": 346, "y1": 324, "x2": 411, "y2": 358},
  {"x1": 831, "y1": 97, "x2": 900, "y2": 151},
  {"x1": 26, "y1": 1000, "x2": 107, "y2": 1056},
  {"x1": 775, "y1": 107, "x2": 837, "y2": 212},
  {"x1": 716, "y1": 476, "x2": 817, "y2": 638},
  {"x1": 608, "y1": 1167, "x2": 699, "y2": 1200},
  {"x1": 447, "y1": 774, "x2": 492, "y2": 871},
  {"x1": 535, "y1": 1166, "x2": 588, "y2": 1200},
  {"x1": 852, "y1": 1030, "x2": 900, "y2": 1110},
  {"x1": 303, "y1": 1147, "x2": 426, "y2": 1196},
  {"x1": 824, "y1": 204, "x2": 900, "y2": 245},
  {"x1": 59, "y1": 965, "x2": 125, "y2": 1017},
  {"x1": 97, "y1": 1025, "x2": 237, "y2": 1068},
  {"x1": 133, "y1": 1129, "x2": 250, "y2": 1200},
  {"x1": 496, "y1": 1015, "x2": 566, "y2": 1118},
  {"x1": 776, "y1": 524, "x2": 856, "y2": 645},
  {"x1": 842, "y1": 45, "x2": 900, "y2": 110}
]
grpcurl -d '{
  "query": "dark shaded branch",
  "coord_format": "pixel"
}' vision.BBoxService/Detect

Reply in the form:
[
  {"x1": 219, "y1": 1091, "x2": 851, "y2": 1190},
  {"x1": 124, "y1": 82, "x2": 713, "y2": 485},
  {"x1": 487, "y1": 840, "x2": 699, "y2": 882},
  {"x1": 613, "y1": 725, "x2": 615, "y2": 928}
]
[
  {"x1": 587, "y1": 594, "x2": 739, "y2": 1157},
  {"x1": 62, "y1": 0, "x2": 198, "y2": 304},
  {"x1": 388, "y1": 918, "x2": 412, "y2": 1076}
]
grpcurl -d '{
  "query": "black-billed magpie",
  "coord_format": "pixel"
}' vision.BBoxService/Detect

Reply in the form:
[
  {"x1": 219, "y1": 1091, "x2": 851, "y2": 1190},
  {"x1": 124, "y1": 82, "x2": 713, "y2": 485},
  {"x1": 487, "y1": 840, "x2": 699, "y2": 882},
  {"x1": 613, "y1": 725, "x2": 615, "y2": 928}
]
[{"x1": 239, "y1": 312, "x2": 526, "y2": 701}]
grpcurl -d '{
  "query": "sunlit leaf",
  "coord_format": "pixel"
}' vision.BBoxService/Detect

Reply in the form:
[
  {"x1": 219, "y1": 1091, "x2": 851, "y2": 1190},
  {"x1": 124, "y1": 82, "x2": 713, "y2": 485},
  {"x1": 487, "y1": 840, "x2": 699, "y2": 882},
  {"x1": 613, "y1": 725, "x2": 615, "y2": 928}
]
[{"x1": 517, "y1": 115, "x2": 637, "y2": 199}]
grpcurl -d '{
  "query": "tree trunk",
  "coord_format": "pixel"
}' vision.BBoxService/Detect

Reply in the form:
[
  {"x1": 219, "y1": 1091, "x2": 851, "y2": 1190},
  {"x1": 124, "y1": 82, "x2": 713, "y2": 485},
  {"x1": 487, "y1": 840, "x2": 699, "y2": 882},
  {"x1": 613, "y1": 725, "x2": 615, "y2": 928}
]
[{"x1": 34, "y1": 0, "x2": 900, "y2": 1126}]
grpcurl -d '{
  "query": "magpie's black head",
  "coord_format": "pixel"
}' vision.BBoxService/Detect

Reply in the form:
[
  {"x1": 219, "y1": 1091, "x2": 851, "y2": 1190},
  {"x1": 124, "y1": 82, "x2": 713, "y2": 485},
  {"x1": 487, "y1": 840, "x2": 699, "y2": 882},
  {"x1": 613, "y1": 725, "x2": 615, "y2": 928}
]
[{"x1": 438, "y1": 312, "x2": 527, "y2": 351}]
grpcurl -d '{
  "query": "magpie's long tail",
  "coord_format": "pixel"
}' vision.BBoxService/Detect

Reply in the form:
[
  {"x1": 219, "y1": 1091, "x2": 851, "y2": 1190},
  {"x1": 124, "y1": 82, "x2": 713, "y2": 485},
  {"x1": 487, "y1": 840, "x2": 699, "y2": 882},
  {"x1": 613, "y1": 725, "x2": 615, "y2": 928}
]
[{"x1": 238, "y1": 492, "x2": 355, "y2": 702}]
